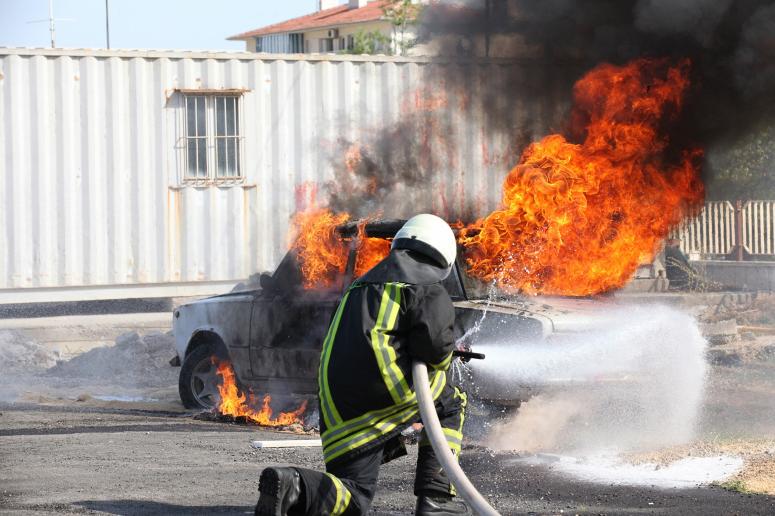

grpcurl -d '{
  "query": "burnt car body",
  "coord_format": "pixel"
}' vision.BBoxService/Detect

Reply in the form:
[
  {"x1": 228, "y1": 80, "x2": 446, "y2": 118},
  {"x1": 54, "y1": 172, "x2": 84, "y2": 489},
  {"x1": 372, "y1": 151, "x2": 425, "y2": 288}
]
[{"x1": 172, "y1": 219, "x2": 613, "y2": 409}]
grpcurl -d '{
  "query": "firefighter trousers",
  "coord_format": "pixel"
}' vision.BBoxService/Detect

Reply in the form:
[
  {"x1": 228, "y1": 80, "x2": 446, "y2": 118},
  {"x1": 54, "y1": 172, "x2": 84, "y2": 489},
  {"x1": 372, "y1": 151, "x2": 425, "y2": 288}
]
[{"x1": 290, "y1": 384, "x2": 467, "y2": 516}]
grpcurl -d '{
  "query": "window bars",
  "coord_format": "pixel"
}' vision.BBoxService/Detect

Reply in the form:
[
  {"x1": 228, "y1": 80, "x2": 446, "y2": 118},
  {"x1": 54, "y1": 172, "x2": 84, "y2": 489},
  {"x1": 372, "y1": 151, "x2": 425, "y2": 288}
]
[{"x1": 184, "y1": 95, "x2": 243, "y2": 182}]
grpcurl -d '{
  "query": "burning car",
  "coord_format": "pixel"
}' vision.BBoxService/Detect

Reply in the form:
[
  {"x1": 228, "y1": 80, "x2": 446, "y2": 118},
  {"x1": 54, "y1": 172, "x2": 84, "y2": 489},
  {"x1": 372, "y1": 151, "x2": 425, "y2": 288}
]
[
  {"x1": 172, "y1": 219, "x2": 615, "y2": 411},
  {"x1": 174, "y1": 219, "x2": 457, "y2": 410},
  {"x1": 171, "y1": 58, "x2": 711, "y2": 414}
]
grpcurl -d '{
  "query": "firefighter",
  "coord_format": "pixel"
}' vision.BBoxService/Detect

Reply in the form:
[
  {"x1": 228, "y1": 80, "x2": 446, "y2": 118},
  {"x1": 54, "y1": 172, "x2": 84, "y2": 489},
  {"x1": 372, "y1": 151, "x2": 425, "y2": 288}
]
[{"x1": 255, "y1": 214, "x2": 469, "y2": 516}]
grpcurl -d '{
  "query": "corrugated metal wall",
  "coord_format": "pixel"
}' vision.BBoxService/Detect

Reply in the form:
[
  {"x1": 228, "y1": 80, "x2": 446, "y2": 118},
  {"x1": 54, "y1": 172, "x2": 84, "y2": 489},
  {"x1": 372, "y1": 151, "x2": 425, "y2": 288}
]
[{"x1": 0, "y1": 49, "x2": 563, "y2": 300}]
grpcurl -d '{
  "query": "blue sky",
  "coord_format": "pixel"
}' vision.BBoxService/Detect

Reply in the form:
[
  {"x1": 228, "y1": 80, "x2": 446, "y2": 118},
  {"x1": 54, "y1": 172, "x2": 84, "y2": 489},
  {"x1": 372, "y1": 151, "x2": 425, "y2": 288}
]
[{"x1": 0, "y1": 0, "x2": 340, "y2": 51}]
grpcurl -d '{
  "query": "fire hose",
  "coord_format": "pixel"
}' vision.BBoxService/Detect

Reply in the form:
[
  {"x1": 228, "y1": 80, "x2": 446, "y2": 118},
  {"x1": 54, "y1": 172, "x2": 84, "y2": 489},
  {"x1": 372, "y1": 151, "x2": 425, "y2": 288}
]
[{"x1": 412, "y1": 355, "x2": 500, "y2": 516}]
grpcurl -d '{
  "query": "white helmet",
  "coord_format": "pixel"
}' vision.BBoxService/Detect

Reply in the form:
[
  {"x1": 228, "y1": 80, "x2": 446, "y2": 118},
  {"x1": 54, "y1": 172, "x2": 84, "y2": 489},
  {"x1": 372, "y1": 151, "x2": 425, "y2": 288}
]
[{"x1": 391, "y1": 214, "x2": 457, "y2": 269}]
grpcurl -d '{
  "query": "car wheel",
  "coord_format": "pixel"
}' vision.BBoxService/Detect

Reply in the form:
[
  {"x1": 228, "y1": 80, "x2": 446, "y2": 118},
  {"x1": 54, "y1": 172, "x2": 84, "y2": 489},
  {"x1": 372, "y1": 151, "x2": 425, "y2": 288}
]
[{"x1": 179, "y1": 343, "x2": 224, "y2": 410}]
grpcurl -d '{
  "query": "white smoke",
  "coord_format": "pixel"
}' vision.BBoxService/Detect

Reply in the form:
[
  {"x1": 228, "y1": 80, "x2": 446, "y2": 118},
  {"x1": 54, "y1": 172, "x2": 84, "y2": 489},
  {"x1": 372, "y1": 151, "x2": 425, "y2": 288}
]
[
  {"x1": 0, "y1": 330, "x2": 177, "y2": 403},
  {"x1": 470, "y1": 304, "x2": 708, "y2": 453}
]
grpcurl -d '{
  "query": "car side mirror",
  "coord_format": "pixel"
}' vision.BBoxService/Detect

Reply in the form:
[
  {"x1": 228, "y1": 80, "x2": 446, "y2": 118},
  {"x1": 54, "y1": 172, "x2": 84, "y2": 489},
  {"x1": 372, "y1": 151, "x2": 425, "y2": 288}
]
[{"x1": 259, "y1": 272, "x2": 276, "y2": 291}]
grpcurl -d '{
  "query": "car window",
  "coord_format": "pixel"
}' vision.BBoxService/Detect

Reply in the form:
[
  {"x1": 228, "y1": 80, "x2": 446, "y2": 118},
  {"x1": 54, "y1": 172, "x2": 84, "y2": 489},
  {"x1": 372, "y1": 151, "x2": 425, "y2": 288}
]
[
  {"x1": 454, "y1": 260, "x2": 491, "y2": 300},
  {"x1": 442, "y1": 262, "x2": 468, "y2": 301}
]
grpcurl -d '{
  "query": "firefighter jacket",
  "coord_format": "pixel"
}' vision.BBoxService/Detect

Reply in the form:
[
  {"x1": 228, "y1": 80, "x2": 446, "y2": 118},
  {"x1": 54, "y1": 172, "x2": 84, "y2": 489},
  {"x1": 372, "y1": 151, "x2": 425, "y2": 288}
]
[{"x1": 318, "y1": 248, "x2": 456, "y2": 466}]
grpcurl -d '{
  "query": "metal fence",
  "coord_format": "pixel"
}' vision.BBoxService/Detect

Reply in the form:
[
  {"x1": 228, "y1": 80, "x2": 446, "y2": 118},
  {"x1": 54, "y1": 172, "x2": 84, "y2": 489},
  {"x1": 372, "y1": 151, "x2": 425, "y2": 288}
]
[
  {"x1": 674, "y1": 200, "x2": 775, "y2": 260},
  {"x1": 673, "y1": 201, "x2": 736, "y2": 257},
  {"x1": 742, "y1": 200, "x2": 775, "y2": 256}
]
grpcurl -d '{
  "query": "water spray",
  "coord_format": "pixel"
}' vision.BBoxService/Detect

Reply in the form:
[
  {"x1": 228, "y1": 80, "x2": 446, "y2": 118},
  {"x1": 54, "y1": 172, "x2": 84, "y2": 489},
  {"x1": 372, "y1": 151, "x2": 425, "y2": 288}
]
[{"x1": 471, "y1": 303, "x2": 709, "y2": 454}]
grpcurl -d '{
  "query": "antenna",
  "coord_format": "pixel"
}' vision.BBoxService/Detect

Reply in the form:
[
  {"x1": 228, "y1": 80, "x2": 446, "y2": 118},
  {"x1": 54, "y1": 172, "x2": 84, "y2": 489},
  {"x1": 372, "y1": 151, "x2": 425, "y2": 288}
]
[
  {"x1": 26, "y1": 0, "x2": 74, "y2": 48},
  {"x1": 105, "y1": 0, "x2": 111, "y2": 49}
]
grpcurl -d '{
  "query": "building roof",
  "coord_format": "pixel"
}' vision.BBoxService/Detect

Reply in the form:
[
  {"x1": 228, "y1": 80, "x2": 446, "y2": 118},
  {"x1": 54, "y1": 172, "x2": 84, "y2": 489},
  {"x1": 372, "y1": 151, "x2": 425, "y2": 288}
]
[{"x1": 228, "y1": 1, "x2": 389, "y2": 41}]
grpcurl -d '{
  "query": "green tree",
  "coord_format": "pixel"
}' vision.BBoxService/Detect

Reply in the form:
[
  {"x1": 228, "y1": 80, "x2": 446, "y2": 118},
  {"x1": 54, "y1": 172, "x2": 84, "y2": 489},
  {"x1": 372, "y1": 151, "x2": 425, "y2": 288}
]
[
  {"x1": 383, "y1": 0, "x2": 422, "y2": 56},
  {"x1": 707, "y1": 123, "x2": 775, "y2": 200},
  {"x1": 342, "y1": 29, "x2": 391, "y2": 55}
]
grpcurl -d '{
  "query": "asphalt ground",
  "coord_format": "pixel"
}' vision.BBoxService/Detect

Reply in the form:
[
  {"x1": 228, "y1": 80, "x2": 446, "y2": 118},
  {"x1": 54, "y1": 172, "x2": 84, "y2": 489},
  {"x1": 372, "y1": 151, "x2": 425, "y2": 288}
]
[{"x1": 1, "y1": 403, "x2": 774, "y2": 516}]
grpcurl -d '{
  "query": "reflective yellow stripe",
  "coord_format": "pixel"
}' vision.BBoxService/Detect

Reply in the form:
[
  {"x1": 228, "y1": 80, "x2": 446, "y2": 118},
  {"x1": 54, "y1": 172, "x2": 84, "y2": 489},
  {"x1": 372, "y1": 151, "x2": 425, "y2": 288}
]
[
  {"x1": 454, "y1": 387, "x2": 467, "y2": 456},
  {"x1": 322, "y1": 369, "x2": 446, "y2": 453},
  {"x1": 323, "y1": 390, "x2": 417, "y2": 445},
  {"x1": 384, "y1": 284, "x2": 412, "y2": 399},
  {"x1": 318, "y1": 290, "x2": 352, "y2": 429},
  {"x1": 324, "y1": 473, "x2": 352, "y2": 515},
  {"x1": 417, "y1": 414, "x2": 464, "y2": 451},
  {"x1": 321, "y1": 368, "x2": 446, "y2": 449},
  {"x1": 448, "y1": 386, "x2": 467, "y2": 496},
  {"x1": 431, "y1": 370, "x2": 446, "y2": 401},
  {"x1": 325, "y1": 404, "x2": 419, "y2": 463},
  {"x1": 450, "y1": 388, "x2": 467, "y2": 456},
  {"x1": 443, "y1": 427, "x2": 463, "y2": 441},
  {"x1": 369, "y1": 283, "x2": 411, "y2": 403},
  {"x1": 429, "y1": 351, "x2": 453, "y2": 371},
  {"x1": 454, "y1": 387, "x2": 467, "y2": 431},
  {"x1": 323, "y1": 371, "x2": 447, "y2": 464},
  {"x1": 342, "y1": 486, "x2": 352, "y2": 513}
]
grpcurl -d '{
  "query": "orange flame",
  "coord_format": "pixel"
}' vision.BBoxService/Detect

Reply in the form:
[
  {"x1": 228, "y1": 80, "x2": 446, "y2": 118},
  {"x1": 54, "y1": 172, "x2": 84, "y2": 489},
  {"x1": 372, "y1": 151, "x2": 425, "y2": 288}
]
[
  {"x1": 291, "y1": 209, "x2": 392, "y2": 288},
  {"x1": 291, "y1": 209, "x2": 351, "y2": 289},
  {"x1": 459, "y1": 58, "x2": 704, "y2": 296},
  {"x1": 215, "y1": 360, "x2": 308, "y2": 427},
  {"x1": 354, "y1": 224, "x2": 392, "y2": 277}
]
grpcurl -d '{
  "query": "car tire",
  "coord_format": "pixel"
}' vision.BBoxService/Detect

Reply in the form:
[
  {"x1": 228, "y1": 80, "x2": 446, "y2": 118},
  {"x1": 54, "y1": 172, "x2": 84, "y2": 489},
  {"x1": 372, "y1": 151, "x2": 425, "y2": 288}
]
[{"x1": 178, "y1": 342, "x2": 226, "y2": 410}]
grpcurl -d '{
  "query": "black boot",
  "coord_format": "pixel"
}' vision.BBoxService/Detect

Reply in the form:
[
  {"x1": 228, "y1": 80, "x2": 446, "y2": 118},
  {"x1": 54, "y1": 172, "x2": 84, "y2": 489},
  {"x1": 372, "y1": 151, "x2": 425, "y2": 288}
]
[
  {"x1": 415, "y1": 495, "x2": 471, "y2": 515},
  {"x1": 255, "y1": 467, "x2": 301, "y2": 516}
]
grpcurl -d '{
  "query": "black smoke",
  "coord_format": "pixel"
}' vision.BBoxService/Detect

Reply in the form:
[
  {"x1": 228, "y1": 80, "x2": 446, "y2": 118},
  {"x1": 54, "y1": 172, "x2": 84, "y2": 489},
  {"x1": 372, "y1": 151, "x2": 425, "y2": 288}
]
[
  {"x1": 418, "y1": 0, "x2": 775, "y2": 198},
  {"x1": 325, "y1": 109, "x2": 526, "y2": 221},
  {"x1": 319, "y1": 0, "x2": 775, "y2": 221}
]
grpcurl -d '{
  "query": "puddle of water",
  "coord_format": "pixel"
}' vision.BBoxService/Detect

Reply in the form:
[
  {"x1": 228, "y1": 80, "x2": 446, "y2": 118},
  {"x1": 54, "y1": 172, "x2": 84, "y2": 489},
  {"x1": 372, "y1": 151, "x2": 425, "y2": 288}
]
[{"x1": 512, "y1": 453, "x2": 743, "y2": 488}]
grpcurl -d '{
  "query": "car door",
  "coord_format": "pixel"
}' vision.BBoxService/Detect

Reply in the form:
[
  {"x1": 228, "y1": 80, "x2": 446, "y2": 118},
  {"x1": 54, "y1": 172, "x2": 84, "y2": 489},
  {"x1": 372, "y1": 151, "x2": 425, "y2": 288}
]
[
  {"x1": 246, "y1": 243, "x2": 357, "y2": 392},
  {"x1": 248, "y1": 291, "x2": 339, "y2": 384}
]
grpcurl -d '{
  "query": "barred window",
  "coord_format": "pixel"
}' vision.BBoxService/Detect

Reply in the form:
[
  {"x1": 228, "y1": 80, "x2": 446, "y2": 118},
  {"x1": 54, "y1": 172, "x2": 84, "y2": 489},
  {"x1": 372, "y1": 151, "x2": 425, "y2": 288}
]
[
  {"x1": 184, "y1": 94, "x2": 242, "y2": 180},
  {"x1": 185, "y1": 96, "x2": 207, "y2": 178},
  {"x1": 214, "y1": 96, "x2": 240, "y2": 178}
]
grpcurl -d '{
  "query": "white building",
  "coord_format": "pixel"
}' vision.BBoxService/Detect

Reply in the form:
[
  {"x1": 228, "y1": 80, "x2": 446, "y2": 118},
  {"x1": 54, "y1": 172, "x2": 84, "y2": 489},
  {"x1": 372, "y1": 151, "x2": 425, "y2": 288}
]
[
  {"x1": 228, "y1": 0, "x2": 423, "y2": 55},
  {"x1": 0, "y1": 47, "x2": 550, "y2": 304}
]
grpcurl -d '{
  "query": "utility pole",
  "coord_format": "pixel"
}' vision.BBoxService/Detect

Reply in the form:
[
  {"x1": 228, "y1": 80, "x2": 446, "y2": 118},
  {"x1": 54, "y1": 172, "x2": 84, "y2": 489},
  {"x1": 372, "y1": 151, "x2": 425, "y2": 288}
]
[{"x1": 105, "y1": 0, "x2": 111, "y2": 49}]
